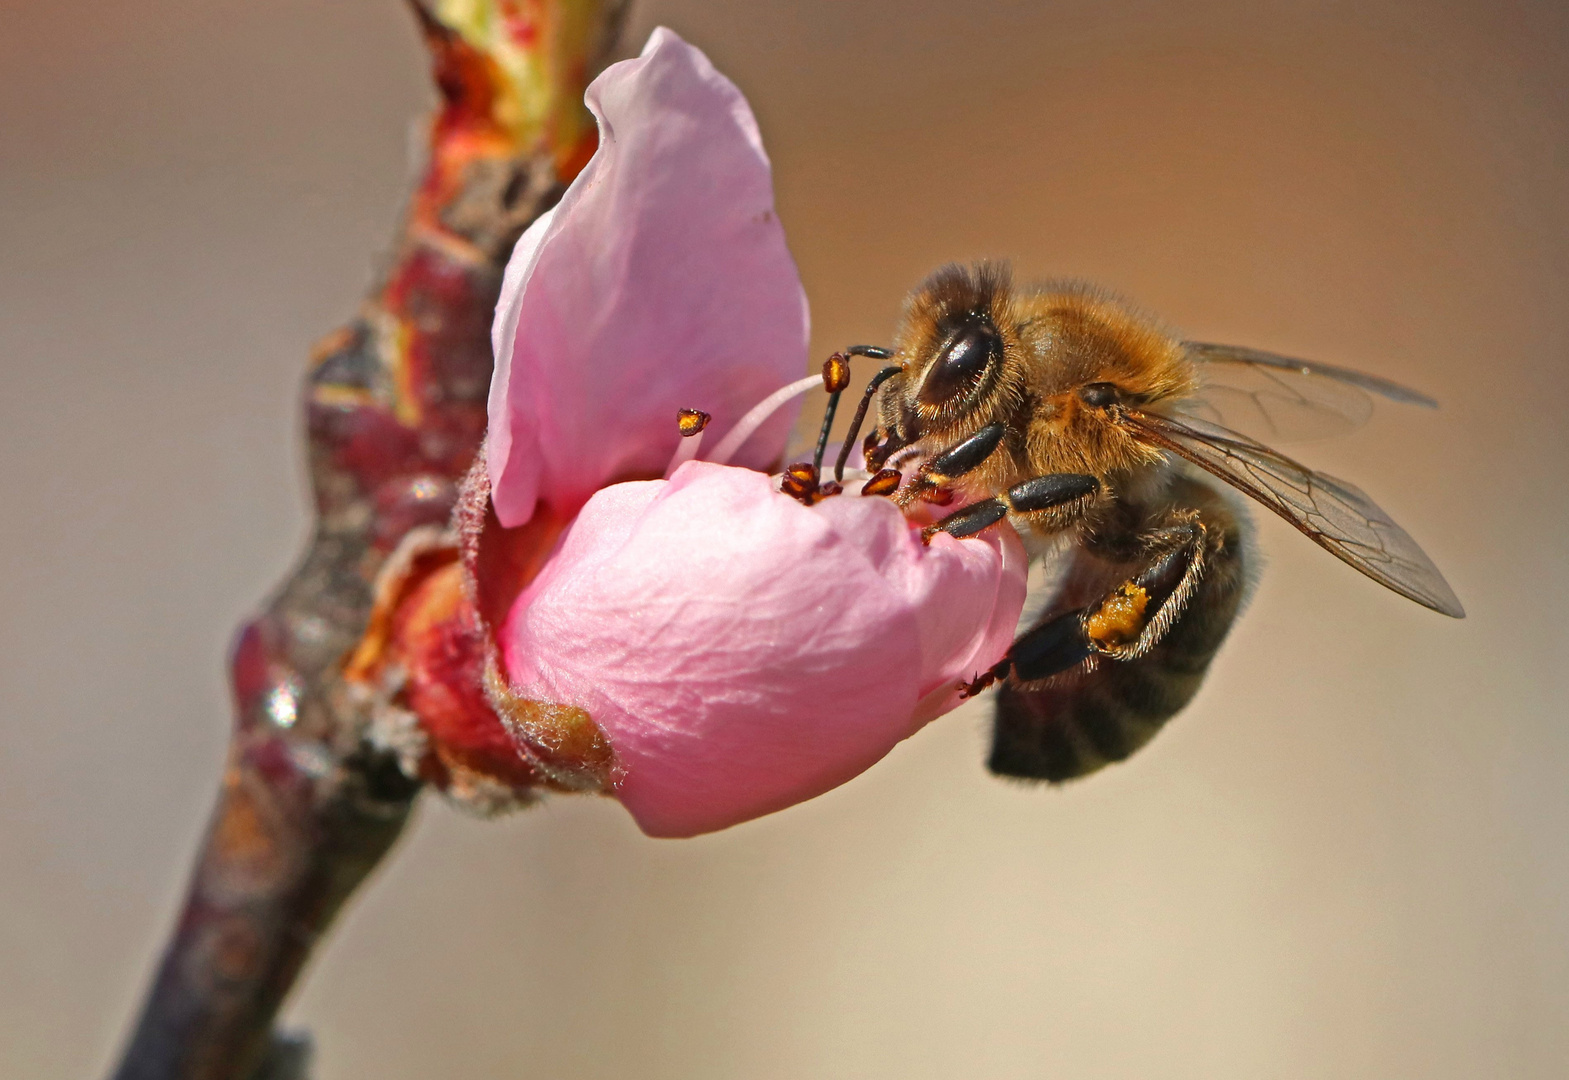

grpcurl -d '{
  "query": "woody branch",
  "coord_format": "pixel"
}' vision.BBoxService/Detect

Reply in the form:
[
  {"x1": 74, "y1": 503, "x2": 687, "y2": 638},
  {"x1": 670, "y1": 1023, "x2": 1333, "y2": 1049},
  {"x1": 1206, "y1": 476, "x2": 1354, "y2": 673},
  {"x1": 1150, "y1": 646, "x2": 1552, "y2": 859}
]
[{"x1": 107, "y1": 4, "x2": 627, "y2": 1078}]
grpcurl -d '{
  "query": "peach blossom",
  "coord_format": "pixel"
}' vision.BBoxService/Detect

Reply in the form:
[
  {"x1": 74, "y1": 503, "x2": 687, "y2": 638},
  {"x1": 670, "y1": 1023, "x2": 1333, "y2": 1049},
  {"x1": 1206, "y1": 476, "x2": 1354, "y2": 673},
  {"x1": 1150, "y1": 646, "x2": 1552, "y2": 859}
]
[{"x1": 484, "y1": 29, "x2": 1028, "y2": 836}]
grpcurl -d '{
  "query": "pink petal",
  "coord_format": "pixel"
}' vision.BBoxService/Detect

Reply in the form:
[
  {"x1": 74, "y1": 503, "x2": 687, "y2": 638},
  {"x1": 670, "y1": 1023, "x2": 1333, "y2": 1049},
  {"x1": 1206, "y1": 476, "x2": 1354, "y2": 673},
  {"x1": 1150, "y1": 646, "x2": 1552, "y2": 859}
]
[
  {"x1": 487, "y1": 28, "x2": 810, "y2": 529},
  {"x1": 499, "y1": 463, "x2": 1028, "y2": 837}
]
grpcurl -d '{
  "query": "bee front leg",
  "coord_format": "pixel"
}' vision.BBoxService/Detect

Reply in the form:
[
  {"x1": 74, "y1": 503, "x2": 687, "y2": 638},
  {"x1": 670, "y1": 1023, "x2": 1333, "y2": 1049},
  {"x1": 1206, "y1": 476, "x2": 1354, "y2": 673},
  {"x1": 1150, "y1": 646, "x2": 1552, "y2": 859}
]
[
  {"x1": 895, "y1": 421, "x2": 1008, "y2": 508},
  {"x1": 922, "y1": 472, "x2": 1101, "y2": 543},
  {"x1": 961, "y1": 512, "x2": 1211, "y2": 695}
]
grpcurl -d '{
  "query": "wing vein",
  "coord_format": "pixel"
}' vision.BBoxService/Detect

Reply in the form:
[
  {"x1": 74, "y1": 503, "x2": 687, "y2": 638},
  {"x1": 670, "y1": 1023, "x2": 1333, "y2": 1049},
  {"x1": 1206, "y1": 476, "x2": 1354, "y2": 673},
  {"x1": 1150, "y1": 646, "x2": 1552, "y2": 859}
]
[{"x1": 1123, "y1": 409, "x2": 1464, "y2": 617}]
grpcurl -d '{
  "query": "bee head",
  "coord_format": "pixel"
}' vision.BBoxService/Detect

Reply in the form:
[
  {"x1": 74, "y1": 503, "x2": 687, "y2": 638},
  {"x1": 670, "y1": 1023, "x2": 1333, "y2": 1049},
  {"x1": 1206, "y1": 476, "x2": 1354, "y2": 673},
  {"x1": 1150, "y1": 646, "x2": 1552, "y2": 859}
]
[{"x1": 887, "y1": 262, "x2": 1019, "y2": 438}]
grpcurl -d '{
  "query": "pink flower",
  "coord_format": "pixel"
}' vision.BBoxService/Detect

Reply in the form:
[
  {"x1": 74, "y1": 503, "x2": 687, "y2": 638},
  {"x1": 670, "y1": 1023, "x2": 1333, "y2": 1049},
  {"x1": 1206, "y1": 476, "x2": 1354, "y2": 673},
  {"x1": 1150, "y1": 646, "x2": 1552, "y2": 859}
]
[
  {"x1": 482, "y1": 28, "x2": 1027, "y2": 837},
  {"x1": 486, "y1": 26, "x2": 806, "y2": 528}
]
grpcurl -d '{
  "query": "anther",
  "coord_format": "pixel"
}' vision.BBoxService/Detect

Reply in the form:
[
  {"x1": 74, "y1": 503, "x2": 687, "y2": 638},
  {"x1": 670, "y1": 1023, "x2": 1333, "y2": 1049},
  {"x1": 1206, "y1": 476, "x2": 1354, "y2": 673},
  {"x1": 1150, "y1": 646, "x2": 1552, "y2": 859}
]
[
  {"x1": 784, "y1": 462, "x2": 817, "y2": 487},
  {"x1": 822, "y1": 353, "x2": 852, "y2": 394},
  {"x1": 865, "y1": 429, "x2": 913, "y2": 472},
  {"x1": 860, "y1": 468, "x2": 902, "y2": 497},
  {"x1": 665, "y1": 407, "x2": 713, "y2": 478},
  {"x1": 677, "y1": 408, "x2": 711, "y2": 437},
  {"x1": 781, "y1": 462, "x2": 819, "y2": 505},
  {"x1": 863, "y1": 430, "x2": 884, "y2": 468},
  {"x1": 811, "y1": 354, "x2": 853, "y2": 478}
]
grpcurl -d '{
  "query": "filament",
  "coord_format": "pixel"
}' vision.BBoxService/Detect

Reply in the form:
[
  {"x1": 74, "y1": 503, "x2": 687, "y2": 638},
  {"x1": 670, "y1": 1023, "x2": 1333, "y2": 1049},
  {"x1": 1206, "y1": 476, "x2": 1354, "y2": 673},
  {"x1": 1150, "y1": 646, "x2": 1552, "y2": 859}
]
[
  {"x1": 663, "y1": 427, "x2": 706, "y2": 478},
  {"x1": 705, "y1": 374, "x2": 822, "y2": 466}
]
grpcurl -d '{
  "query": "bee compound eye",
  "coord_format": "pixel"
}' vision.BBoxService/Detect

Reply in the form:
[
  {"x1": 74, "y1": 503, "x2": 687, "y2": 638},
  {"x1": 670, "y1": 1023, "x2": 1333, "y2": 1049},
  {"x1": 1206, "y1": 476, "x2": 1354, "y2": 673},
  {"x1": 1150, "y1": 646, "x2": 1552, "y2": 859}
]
[
  {"x1": 1078, "y1": 382, "x2": 1121, "y2": 408},
  {"x1": 918, "y1": 320, "x2": 1002, "y2": 408}
]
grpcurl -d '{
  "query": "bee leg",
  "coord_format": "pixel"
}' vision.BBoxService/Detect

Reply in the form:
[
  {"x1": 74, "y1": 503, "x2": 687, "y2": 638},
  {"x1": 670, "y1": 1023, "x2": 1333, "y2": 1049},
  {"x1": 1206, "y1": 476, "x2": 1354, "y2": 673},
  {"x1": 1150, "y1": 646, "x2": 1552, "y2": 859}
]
[
  {"x1": 986, "y1": 479, "x2": 1247, "y2": 781},
  {"x1": 896, "y1": 421, "x2": 1008, "y2": 507},
  {"x1": 958, "y1": 607, "x2": 1089, "y2": 698},
  {"x1": 922, "y1": 498, "x2": 1009, "y2": 541},
  {"x1": 962, "y1": 513, "x2": 1210, "y2": 694},
  {"x1": 1083, "y1": 514, "x2": 1210, "y2": 663},
  {"x1": 922, "y1": 472, "x2": 1100, "y2": 543},
  {"x1": 833, "y1": 359, "x2": 904, "y2": 481}
]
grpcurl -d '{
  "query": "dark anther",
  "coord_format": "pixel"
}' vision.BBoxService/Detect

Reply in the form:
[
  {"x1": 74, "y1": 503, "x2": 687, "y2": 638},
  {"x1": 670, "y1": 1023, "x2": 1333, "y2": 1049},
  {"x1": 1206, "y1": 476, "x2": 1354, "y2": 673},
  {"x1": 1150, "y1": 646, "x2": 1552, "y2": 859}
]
[
  {"x1": 810, "y1": 352, "x2": 859, "y2": 479},
  {"x1": 677, "y1": 408, "x2": 711, "y2": 437},
  {"x1": 834, "y1": 364, "x2": 904, "y2": 481},
  {"x1": 822, "y1": 353, "x2": 852, "y2": 393},
  {"x1": 921, "y1": 497, "x2": 1008, "y2": 544},
  {"x1": 920, "y1": 486, "x2": 955, "y2": 506},
  {"x1": 1078, "y1": 382, "x2": 1121, "y2": 408},
  {"x1": 865, "y1": 428, "x2": 915, "y2": 472},
  {"x1": 781, "y1": 462, "x2": 819, "y2": 504},
  {"x1": 861, "y1": 468, "x2": 902, "y2": 497},
  {"x1": 1006, "y1": 473, "x2": 1099, "y2": 513},
  {"x1": 782, "y1": 461, "x2": 841, "y2": 505},
  {"x1": 784, "y1": 462, "x2": 817, "y2": 486},
  {"x1": 918, "y1": 318, "x2": 1002, "y2": 408},
  {"x1": 925, "y1": 421, "x2": 1006, "y2": 483}
]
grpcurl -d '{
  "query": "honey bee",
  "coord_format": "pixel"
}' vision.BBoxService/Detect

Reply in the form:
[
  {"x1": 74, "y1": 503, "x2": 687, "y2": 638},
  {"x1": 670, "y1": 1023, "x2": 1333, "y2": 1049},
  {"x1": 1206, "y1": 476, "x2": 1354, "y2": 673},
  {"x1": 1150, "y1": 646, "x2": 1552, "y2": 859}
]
[{"x1": 808, "y1": 261, "x2": 1463, "y2": 783}]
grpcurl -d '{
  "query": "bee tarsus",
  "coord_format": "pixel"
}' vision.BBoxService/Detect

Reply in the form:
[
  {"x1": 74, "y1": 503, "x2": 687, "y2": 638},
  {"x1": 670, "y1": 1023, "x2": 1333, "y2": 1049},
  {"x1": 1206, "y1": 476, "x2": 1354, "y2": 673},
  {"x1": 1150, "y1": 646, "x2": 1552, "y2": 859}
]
[
  {"x1": 921, "y1": 498, "x2": 1008, "y2": 543},
  {"x1": 923, "y1": 420, "x2": 1007, "y2": 484},
  {"x1": 921, "y1": 471, "x2": 1099, "y2": 543}
]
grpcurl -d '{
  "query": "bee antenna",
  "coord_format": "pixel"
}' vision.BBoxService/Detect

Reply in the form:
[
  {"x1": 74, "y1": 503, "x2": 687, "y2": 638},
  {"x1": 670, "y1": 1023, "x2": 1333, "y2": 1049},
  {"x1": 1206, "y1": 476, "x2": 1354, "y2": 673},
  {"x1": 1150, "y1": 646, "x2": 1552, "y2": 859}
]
[
  {"x1": 809, "y1": 347, "x2": 895, "y2": 481},
  {"x1": 832, "y1": 354, "x2": 902, "y2": 482}
]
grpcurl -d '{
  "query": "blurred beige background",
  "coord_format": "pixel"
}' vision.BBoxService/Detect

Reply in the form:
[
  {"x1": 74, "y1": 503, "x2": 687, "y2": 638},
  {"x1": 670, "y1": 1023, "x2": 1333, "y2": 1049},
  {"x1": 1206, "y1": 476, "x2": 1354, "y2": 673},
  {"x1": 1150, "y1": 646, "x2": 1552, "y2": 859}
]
[{"x1": 3, "y1": 0, "x2": 1567, "y2": 1077}]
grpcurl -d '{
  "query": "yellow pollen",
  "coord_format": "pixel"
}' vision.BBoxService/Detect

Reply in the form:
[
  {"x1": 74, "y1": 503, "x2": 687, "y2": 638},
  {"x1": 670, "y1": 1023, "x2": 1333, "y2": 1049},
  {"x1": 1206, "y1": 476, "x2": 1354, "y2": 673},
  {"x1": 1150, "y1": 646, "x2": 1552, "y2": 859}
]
[{"x1": 1085, "y1": 582, "x2": 1150, "y2": 648}]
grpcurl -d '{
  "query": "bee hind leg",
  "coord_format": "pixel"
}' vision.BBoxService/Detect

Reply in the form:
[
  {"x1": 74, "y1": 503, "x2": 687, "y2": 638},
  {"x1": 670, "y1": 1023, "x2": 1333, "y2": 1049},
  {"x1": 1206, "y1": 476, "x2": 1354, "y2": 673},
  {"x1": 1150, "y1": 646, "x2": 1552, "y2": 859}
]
[
  {"x1": 960, "y1": 509, "x2": 1212, "y2": 697},
  {"x1": 983, "y1": 480, "x2": 1249, "y2": 781},
  {"x1": 1080, "y1": 513, "x2": 1212, "y2": 664}
]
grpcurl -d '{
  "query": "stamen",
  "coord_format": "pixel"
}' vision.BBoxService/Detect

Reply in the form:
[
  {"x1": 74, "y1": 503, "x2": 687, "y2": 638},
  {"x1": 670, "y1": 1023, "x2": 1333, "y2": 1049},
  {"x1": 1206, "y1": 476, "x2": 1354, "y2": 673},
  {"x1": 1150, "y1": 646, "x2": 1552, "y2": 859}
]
[
  {"x1": 860, "y1": 468, "x2": 902, "y2": 497},
  {"x1": 780, "y1": 462, "x2": 819, "y2": 504},
  {"x1": 811, "y1": 353, "x2": 853, "y2": 479},
  {"x1": 663, "y1": 409, "x2": 711, "y2": 478},
  {"x1": 677, "y1": 408, "x2": 711, "y2": 437},
  {"x1": 705, "y1": 374, "x2": 822, "y2": 466}
]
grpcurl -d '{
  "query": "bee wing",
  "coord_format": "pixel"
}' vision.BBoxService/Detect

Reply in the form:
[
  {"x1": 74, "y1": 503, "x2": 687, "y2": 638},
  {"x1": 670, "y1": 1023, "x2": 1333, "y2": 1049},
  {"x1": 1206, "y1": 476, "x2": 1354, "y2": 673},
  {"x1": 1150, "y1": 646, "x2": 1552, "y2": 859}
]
[
  {"x1": 1123, "y1": 409, "x2": 1465, "y2": 617},
  {"x1": 1179, "y1": 342, "x2": 1437, "y2": 443}
]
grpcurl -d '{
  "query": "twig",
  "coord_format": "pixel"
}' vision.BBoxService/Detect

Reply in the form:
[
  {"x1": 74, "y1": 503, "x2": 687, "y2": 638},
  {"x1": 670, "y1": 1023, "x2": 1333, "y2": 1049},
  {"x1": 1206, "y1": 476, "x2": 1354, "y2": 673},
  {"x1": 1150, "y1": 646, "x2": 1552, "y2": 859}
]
[{"x1": 107, "y1": 4, "x2": 628, "y2": 1077}]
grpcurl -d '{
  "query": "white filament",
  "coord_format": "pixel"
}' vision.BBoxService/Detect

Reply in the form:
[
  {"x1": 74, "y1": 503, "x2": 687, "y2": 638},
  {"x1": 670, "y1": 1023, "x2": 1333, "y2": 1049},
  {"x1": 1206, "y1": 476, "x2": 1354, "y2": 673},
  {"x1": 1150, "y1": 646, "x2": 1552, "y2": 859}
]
[
  {"x1": 663, "y1": 427, "x2": 707, "y2": 478},
  {"x1": 705, "y1": 374, "x2": 822, "y2": 466}
]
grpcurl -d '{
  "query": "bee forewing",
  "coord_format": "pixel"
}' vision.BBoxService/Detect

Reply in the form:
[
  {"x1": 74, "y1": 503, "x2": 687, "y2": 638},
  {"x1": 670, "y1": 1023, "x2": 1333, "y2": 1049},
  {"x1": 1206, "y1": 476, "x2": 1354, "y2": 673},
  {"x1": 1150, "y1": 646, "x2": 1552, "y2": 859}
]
[
  {"x1": 1179, "y1": 341, "x2": 1438, "y2": 444},
  {"x1": 1126, "y1": 410, "x2": 1465, "y2": 618}
]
